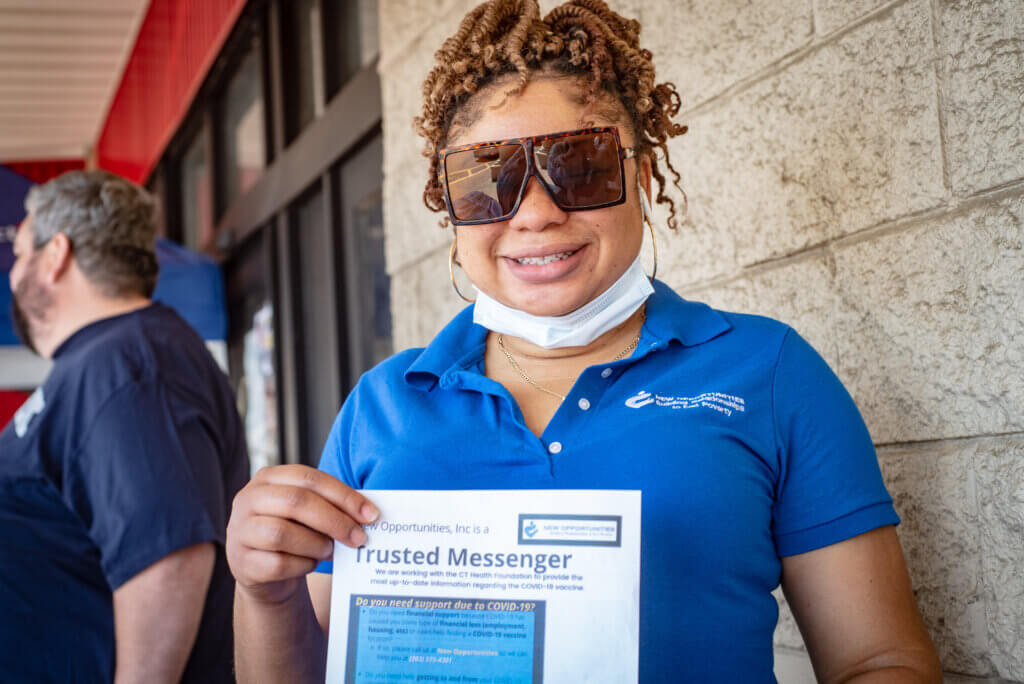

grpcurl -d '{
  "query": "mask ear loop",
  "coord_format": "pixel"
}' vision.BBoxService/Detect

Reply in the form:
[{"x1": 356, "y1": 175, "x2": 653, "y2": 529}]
[
  {"x1": 449, "y1": 238, "x2": 475, "y2": 303},
  {"x1": 637, "y1": 178, "x2": 658, "y2": 282}
]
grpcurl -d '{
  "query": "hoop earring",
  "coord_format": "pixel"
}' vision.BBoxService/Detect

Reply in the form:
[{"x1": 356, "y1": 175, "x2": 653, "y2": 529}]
[{"x1": 449, "y1": 239, "x2": 475, "y2": 303}]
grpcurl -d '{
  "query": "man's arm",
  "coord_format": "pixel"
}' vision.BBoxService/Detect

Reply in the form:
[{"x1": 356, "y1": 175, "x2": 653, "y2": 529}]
[
  {"x1": 112, "y1": 542, "x2": 215, "y2": 684},
  {"x1": 782, "y1": 526, "x2": 942, "y2": 683}
]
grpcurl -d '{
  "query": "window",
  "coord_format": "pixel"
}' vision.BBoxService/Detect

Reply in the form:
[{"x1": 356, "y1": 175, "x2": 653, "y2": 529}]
[
  {"x1": 146, "y1": 166, "x2": 170, "y2": 238},
  {"x1": 219, "y1": 41, "x2": 267, "y2": 209},
  {"x1": 323, "y1": 0, "x2": 379, "y2": 98},
  {"x1": 282, "y1": 0, "x2": 325, "y2": 141},
  {"x1": 292, "y1": 186, "x2": 342, "y2": 460},
  {"x1": 338, "y1": 133, "x2": 391, "y2": 379},
  {"x1": 180, "y1": 125, "x2": 212, "y2": 250},
  {"x1": 225, "y1": 231, "x2": 279, "y2": 475}
]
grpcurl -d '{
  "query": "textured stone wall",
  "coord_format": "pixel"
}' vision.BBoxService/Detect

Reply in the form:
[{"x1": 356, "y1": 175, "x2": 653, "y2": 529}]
[{"x1": 377, "y1": 0, "x2": 1024, "y2": 681}]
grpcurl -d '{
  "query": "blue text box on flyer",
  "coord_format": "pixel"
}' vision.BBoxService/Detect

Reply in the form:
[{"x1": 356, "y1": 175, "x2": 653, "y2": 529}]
[{"x1": 344, "y1": 594, "x2": 545, "y2": 684}]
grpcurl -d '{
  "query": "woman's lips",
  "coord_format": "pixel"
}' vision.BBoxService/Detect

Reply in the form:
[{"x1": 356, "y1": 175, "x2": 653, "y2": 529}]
[{"x1": 502, "y1": 244, "x2": 587, "y2": 283}]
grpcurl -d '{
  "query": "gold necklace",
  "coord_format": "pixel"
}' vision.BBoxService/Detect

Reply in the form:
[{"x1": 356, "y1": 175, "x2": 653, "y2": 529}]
[{"x1": 496, "y1": 310, "x2": 645, "y2": 401}]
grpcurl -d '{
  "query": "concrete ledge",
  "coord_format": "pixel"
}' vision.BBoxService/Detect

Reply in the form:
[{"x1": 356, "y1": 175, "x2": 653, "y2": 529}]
[{"x1": 774, "y1": 648, "x2": 816, "y2": 684}]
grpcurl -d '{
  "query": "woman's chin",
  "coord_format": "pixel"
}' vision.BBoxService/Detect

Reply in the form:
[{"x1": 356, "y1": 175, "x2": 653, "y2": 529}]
[{"x1": 489, "y1": 286, "x2": 591, "y2": 318}]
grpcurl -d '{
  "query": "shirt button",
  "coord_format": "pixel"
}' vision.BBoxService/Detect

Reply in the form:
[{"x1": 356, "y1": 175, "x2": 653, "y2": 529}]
[
  {"x1": 578, "y1": 398, "x2": 591, "y2": 411},
  {"x1": 548, "y1": 442, "x2": 563, "y2": 454},
  {"x1": 601, "y1": 368, "x2": 613, "y2": 378}
]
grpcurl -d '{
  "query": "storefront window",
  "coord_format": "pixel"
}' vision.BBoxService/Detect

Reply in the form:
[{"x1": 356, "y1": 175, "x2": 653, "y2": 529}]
[
  {"x1": 225, "y1": 231, "x2": 279, "y2": 475},
  {"x1": 241, "y1": 303, "x2": 278, "y2": 476},
  {"x1": 284, "y1": 0, "x2": 324, "y2": 141},
  {"x1": 293, "y1": 187, "x2": 341, "y2": 458},
  {"x1": 220, "y1": 43, "x2": 267, "y2": 208},
  {"x1": 324, "y1": 0, "x2": 379, "y2": 98},
  {"x1": 146, "y1": 168, "x2": 169, "y2": 238},
  {"x1": 339, "y1": 134, "x2": 391, "y2": 374},
  {"x1": 180, "y1": 126, "x2": 212, "y2": 249}
]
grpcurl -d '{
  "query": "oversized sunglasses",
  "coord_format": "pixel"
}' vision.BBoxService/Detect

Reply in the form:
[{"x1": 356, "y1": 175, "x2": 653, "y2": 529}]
[{"x1": 438, "y1": 126, "x2": 636, "y2": 226}]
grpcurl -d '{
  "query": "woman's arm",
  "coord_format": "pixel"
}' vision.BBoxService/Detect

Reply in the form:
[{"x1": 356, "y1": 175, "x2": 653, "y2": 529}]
[
  {"x1": 781, "y1": 526, "x2": 941, "y2": 683},
  {"x1": 227, "y1": 465, "x2": 378, "y2": 683},
  {"x1": 233, "y1": 577, "x2": 327, "y2": 684}
]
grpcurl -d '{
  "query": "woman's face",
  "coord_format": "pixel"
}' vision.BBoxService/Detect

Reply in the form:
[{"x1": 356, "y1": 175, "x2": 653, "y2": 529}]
[{"x1": 449, "y1": 78, "x2": 649, "y2": 317}]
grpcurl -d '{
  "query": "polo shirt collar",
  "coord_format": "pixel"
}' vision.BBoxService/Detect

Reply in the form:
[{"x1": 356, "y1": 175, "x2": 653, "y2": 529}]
[
  {"x1": 641, "y1": 279, "x2": 731, "y2": 348},
  {"x1": 403, "y1": 279, "x2": 731, "y2": 391},
  {"x1": 404, "y1": 305, "x2": 487, "y2": 390}
]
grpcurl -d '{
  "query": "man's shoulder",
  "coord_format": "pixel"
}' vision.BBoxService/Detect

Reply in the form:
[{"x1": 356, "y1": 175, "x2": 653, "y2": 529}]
[{"x1": 53, "y1": 305, "x2": 225, "y2": 417}]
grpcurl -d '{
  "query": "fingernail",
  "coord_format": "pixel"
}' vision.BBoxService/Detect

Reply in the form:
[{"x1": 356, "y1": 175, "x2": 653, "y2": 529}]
[
  {"x1": 361, "y1": 503, "x2": 379, "y2": 523},
  {"x1": 322, "y1": 543, "x2": 334, "y2": 560},
  {"x1": 350, "y1": 527, "x2": 367, "y2": 546}
]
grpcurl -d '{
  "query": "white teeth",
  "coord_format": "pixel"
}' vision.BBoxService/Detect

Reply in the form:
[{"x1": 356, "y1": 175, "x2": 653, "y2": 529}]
[{"x1": 515, "y1": 250, "x2": 575, "y2": 265}]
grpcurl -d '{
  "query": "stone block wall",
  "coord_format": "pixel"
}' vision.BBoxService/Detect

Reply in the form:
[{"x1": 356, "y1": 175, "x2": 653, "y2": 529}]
[{"x1": 377, "y1": 0, "x2": 1024, "y2": 681}]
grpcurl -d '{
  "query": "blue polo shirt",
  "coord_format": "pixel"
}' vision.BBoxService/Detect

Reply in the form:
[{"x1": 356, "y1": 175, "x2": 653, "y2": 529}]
[{"x1": 316, "y1": 281, "x2": 898, "y2": 682}]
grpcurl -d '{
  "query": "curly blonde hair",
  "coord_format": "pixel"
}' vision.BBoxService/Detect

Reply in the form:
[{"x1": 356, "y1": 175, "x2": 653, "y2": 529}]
[{"x1": 414, "y1": 0, "x2": 689, "y2": 229}]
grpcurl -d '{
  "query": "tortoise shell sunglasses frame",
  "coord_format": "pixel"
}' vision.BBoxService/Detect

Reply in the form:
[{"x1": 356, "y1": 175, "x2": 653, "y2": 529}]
[{"x1": 437, "y1": 126, "x2": 637, "y2": 227}]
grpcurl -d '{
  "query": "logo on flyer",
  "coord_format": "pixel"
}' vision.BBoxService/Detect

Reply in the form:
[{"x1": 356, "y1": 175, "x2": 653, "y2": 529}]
[{"x1": 518, "y1": 514, "x2": 622, "y2": 547}]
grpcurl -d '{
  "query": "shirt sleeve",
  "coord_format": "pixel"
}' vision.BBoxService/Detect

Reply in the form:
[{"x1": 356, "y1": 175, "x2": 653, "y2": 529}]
[
  {"x1": 65, "y1": 380, "x2": 223, "y2": 590},
  {"x1": 771, "y1": 328, "x2": 899, "y2": 557}
]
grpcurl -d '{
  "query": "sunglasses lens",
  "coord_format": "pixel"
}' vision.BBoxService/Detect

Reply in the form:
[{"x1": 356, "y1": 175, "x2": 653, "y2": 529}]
[
  {"x1": 444, "y1": 144, "x2": 527, "y2": 222},
  {"x1": 536, "y1": 130, "x2": 623, "y2": 208}
]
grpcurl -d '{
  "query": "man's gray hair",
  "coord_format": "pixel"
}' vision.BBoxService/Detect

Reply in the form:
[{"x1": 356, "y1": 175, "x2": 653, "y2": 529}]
[{"x1": 25, "y1": 170, "x2": 160, "y2": 297}]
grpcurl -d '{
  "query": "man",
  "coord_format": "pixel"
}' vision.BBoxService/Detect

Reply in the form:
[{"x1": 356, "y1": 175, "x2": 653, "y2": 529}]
[{"x1": 0, "y1": 170, "x2": 249, "y2": 682}]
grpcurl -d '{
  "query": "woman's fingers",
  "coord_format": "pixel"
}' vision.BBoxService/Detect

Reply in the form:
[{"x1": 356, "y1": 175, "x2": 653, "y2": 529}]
[
  {"x1": 243, "y1": 482, "x2": 368, "y2": 548},
  {"x1": 238, "y1": 515, "x2": 336, "y2": 561},
  {"x1": 226, "y1": 464, "x2": 376, "y2": 598},
  {"x1": 236, "y1": 549, "x2": 320, "y2": 588},
  {"x1": 254, "y1": 465, "x2": 379, "y2": 525}
]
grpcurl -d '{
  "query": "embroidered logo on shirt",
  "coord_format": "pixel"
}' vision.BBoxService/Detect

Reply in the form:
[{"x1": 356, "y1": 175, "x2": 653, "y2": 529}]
[
  {"x1": 13, "y1": 387, "x2": 45, "y2": 438},
  {"x1": 625, "y1": 390, "x2": 745, "y2": 416}
]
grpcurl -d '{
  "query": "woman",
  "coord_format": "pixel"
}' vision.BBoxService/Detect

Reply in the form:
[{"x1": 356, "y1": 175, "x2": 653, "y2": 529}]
[{"x1": 226, "y1": 1, "x2": 941, "y2": 681}]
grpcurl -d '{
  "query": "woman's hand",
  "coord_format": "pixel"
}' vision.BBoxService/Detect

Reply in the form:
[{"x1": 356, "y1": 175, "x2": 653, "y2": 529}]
[{"x1": 226, "y1": 465, "x2": 379, "y2": 605}]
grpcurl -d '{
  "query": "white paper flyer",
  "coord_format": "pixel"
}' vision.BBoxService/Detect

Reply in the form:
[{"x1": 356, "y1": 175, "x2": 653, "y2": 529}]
[{"x1": 325, "y1": 489, "x2": 641, "y2": 684}]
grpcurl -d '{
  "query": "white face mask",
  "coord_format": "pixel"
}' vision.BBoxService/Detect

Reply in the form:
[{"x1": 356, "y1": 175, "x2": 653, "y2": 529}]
[
  {"x1": 473, "y1": 255, "x2": 653, "y2": 348},
  {"x1": 473, "y1": 180, "x2": 655, "y2": 349}
]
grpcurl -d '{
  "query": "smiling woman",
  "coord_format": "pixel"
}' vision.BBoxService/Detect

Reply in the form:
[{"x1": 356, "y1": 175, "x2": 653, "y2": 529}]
[{"x1": 225, "y1": 2, "x2": 942, "y2": 683}]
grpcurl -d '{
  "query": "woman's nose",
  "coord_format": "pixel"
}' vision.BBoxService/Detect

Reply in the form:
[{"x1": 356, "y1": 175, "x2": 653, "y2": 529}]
[{"x1": 507, "y1": 176, "x2": 567, "y2": 232}]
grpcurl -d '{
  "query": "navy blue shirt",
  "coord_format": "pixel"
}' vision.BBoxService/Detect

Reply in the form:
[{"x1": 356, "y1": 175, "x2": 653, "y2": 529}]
[
  {"x1": 316, "y1": 281, "x2": 898, "y2": 683},
  {"x1": 0, "y1": 304, "x2": 248, "y2": 683}
]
